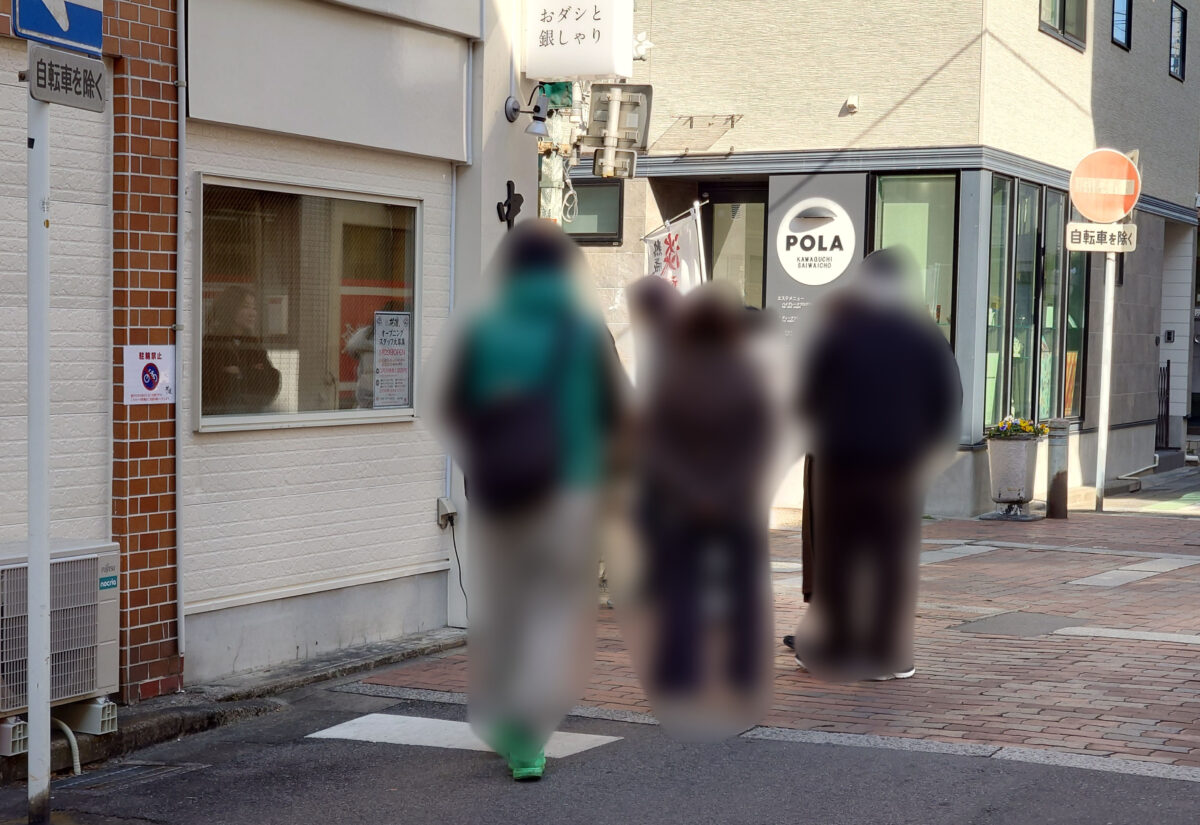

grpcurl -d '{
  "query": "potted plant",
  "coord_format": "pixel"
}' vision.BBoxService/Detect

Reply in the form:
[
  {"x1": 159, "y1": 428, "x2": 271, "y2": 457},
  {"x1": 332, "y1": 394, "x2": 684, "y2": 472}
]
[{"x1": 982, "y1": 416, "x2": 1048, "y2": 520}]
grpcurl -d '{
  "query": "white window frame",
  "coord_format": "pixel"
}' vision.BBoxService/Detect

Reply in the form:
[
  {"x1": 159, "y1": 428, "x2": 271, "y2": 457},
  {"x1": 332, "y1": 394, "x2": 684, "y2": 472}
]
[{"x1": 194, "y1": 172, "x2": 424, "y2": 433}]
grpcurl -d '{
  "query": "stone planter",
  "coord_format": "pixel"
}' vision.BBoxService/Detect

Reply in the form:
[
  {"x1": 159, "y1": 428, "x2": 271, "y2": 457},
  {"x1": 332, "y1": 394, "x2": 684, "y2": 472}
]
[{"x1": 983, "y1": 437, "x2": 1043, "y2": 521}]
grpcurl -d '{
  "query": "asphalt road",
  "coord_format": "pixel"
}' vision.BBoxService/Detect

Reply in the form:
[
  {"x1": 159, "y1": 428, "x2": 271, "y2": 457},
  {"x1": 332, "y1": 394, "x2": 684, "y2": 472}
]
[{"x1": 0, "y1": 688, "x2": 1194, "y2": 825}]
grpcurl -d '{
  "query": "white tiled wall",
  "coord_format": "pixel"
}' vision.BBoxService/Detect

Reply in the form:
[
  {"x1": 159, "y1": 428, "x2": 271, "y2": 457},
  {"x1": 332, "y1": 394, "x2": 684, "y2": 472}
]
[
  {"x1": 0, "y1": 38, "x2": 112, "y2": 543},
  {"x1": 180, "y1": 121, "x2": 453, "y2": 612},
  {"x1": 630, "y1": 0, "x2": 984, "y2": 153}
]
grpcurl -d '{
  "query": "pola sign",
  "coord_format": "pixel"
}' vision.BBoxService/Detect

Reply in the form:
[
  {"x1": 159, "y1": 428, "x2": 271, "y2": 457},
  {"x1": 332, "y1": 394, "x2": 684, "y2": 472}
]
[{"x1": 775, "y1": 198, "x2": 857, "y2": 286}]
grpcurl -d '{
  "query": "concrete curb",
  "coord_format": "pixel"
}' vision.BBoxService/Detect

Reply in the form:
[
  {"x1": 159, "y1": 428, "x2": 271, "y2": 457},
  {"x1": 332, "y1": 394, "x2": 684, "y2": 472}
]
[{"x1": 1, "y1": 627, "x2": 467, "y2": 784}]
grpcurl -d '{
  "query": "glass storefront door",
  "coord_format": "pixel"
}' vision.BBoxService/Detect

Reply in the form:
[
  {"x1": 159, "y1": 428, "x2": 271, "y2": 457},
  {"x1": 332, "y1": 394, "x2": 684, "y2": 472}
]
[{"x1": 702, "y1": 187, "x2": 767, "y2": 308}]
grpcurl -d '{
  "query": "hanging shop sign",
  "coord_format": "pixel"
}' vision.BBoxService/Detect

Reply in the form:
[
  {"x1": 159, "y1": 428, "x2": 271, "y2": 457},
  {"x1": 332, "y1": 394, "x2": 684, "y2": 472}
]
[{"x1": 524, "y1": 0, "x2": 634, "y2": 80}]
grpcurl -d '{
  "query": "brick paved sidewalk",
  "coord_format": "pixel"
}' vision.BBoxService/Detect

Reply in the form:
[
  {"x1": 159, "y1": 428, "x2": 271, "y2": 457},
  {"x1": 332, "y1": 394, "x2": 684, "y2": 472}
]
[{"x1": 363, "y1": 514, "x2": 1200, "y2": 768}]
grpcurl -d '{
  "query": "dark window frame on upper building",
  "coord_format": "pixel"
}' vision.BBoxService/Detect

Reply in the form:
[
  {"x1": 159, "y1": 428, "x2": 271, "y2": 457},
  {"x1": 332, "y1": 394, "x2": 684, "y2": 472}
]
[
  {"x1": 1171, "y1": 2, "x2": 1187, "y2": 80},
  {"x1": 562, "y1": 179, "x2": 624, "y2": 246},
  {"x1": 1113, "y1": 0, "x2": 1133, "y2": 49},
  {"x1": 1040, "y1": 0, "x2": 1088, "y2": 50}
]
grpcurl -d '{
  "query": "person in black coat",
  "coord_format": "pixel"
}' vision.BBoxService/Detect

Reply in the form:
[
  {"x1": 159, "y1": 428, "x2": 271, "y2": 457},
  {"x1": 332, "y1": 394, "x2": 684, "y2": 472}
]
[
  {"x1": 792, "y1": 247, "x2": 962, "y2": 682},
  {"x1": 202, "y1": 285, "x2": 281, "y2": 416}
]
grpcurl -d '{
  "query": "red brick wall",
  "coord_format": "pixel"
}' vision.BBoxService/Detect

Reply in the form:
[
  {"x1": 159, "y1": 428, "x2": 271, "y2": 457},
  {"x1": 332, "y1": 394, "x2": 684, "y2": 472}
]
[
  {"x1": 1, "y1": 2, "x2": 181, "y2": 703},
  {"x1": 107, "y1": 0, "x2": 182, "y2": 703}
]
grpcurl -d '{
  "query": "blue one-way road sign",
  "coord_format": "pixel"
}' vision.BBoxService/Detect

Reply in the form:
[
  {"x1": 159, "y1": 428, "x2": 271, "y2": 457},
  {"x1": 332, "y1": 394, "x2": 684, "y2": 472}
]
[{"x1": 14, "y1": 0, "x2": 104, "y2": 57}]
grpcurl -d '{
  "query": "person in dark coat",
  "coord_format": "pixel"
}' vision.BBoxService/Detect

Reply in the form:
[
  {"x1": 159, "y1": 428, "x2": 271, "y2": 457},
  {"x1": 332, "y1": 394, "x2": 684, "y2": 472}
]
[
  {"x1": 633, "y1": 283, "x2": 776, "y2": 737},
  {"x1": 792, "y1": 247, "x2": 962, "y2": 682},
  {"x1": 202, "y1": 285, "x2": 281, "y2": 415}
]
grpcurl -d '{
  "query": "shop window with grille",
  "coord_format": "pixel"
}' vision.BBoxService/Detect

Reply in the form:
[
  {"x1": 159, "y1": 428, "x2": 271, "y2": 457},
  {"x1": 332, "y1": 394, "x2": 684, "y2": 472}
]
[{"x1": 199, "y1": 181, "x2": 418, "y2": 428}]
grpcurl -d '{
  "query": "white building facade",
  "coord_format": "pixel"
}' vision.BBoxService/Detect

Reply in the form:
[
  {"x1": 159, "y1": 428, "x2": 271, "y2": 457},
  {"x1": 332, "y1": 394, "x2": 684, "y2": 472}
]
[
  {"x1": 178, "y1": 0, "x2": 536, "y2": 681},
  {"x1": 570, "y1": 0, "x2": 1200, "y2": 517}
]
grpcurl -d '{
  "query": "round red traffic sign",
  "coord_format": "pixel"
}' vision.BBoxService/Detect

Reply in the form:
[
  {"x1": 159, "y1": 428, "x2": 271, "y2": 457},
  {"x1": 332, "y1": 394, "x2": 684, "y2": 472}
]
[{"x1": 1068, "y1": 149, "x2": 1141, "y2": 224}]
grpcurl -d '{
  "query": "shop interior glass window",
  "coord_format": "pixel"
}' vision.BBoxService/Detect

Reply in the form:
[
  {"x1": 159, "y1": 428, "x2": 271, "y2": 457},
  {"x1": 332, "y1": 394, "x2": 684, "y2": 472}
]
[
  {"x1": 873, "y1": 174, "x2": 957, "y2": 343},
  {"x1": 985, "y1": 177, "x2": 1012, "y2": 428},
  {"x1": 1064, "y1": 249, "x2": 1088, "y2": 418},
  {"x1": 201, "y1": 184, "x2": 416, "y2": 419},
  {"x1": 1039, "y1": 191, "x2": 1066, "y2": 421},
  {"x1": 985, "y1": 183, "x2": 1087, "y2": 428},
  {"x1": 1010, "y1": 183, "x2": 1040, "y2": 421},
  {"x1": 710, "y1": 202, "x2": 766, "y2": 309}
]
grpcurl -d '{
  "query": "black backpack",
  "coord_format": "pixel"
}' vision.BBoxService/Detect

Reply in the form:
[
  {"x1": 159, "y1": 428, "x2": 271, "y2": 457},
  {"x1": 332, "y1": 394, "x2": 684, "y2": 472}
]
[{"x1": 456, "y1": 320, "x2": 574, "y2": 515}]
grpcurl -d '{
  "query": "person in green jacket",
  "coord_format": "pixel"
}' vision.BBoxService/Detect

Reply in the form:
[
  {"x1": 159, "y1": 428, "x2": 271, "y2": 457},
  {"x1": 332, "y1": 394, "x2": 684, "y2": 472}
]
[{"x1": 440, "y1": 221, "x2": 627, "y2": 781}]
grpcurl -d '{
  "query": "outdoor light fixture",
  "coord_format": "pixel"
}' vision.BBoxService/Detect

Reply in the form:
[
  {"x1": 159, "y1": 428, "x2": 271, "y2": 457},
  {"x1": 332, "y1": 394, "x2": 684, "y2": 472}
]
[{"x1": 505, "y1": 92, "x2": 551, "y2": 138}]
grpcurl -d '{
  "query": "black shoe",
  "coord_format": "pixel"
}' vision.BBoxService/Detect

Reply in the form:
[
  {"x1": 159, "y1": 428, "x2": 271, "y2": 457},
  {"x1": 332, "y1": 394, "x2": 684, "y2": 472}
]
[{"x1": 782, "y1": 635, "x2": 795, "y2": 651}]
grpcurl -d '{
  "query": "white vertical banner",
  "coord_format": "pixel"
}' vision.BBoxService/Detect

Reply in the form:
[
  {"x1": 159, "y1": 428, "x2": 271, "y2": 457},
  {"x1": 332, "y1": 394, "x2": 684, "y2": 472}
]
[{"x1": 644, "y1": 206, "x2": 705, "y2": 293}]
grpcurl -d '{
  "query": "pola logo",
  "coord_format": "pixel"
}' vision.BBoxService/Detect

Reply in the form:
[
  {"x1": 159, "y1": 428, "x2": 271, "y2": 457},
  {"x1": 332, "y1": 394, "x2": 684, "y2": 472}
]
[{"x1": 776, "y1": 197, "x2": 857, "y2": 286}]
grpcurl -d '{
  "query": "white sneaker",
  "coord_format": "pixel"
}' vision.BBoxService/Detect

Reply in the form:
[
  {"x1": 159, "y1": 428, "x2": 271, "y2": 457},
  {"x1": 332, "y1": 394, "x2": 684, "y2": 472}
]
[{"x1": 867, "y1": 666, "x2": 916, "y2": 682}]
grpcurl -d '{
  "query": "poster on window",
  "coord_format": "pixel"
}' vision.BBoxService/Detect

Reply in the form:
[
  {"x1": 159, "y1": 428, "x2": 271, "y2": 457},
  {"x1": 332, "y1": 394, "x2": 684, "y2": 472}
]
[
  {"x1": 643, "y1": 207, "x2": 705, "y2": 293},
  {"x1": 373, "y1": 312, "x2": 411, "y2": 409},
  {"x1": 123, "y1": 346, "x2": 176, "y2": 405}
]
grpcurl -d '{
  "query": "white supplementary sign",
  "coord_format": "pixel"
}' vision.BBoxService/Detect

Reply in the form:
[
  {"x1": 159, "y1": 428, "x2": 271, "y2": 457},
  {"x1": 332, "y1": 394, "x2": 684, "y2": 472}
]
[
  {"x1": 27, "y1": 43, "x2": 106, "y2": 113},
  {"x1": 644, "y1": 207, "x2": 705, "y2": 293},
  {"x1": 13, "y1": 0, "x2": 104, "y2": 56},
  {"x1": 1071, "y1": 179, "x2": 1137, "y2": 196},
  {"x1": 775, "y1": 197, "x2": 857, "y2": 286},
  {"x1": 373, "y1": 312, "x2": 411, "y2": 409},
  {"x1": 122, "y1": 346, "x2": 175, "y2": 405},
  {"x1": 524, "y1": 0, "x2": 634, "y2": 80},
  {"x1": 1068, "y1": 148, "x2": 1141, "y2": 225},
  {"x1": 1066, "y1": 222, "x2": 1137, "y2": 252}
]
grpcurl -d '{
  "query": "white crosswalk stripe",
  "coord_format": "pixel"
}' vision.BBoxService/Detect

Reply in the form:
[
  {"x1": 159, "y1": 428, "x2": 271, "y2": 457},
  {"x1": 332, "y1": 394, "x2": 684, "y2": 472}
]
[{"x1": 307, "y1": 714, "x2": 621, "y2": 758}]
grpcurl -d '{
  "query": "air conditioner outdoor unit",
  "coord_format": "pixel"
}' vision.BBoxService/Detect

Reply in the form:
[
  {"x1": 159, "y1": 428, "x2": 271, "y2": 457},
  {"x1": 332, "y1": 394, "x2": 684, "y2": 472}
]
[{"x1": 0, "y1": 540, "x2": 120, "y2": 717}]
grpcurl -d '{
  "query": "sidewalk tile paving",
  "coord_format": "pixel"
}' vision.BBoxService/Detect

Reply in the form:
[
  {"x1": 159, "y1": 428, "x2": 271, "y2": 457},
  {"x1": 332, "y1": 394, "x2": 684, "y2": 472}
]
[{"x1": 364, "y1": 513, "x2": 1200, "y2": 768}]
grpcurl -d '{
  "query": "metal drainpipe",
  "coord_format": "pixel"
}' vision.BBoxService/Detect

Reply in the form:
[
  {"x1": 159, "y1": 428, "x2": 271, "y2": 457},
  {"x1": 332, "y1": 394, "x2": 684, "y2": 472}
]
[
  {"x1": 173, "y1": 0, "x2": 188, "y2": 663},
  {"x1": 445, "y1": 26, "x2": 477, "y2": 501}
]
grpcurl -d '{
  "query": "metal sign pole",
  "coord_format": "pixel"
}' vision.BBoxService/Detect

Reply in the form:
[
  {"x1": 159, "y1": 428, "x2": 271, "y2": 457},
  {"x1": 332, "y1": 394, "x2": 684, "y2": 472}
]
[
  {"x1": 13, "y1": 10, "x2": 107, "y2": 819},
  {"x1": 692, "y1": 201, "x2": 708, "y2": 282},
  {"x1": 1094, "y1": 250, "x2": 1118, "y2": 512},
  {"x1": 25, "y1": 39, "x2": 52, "y2": 824}
]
